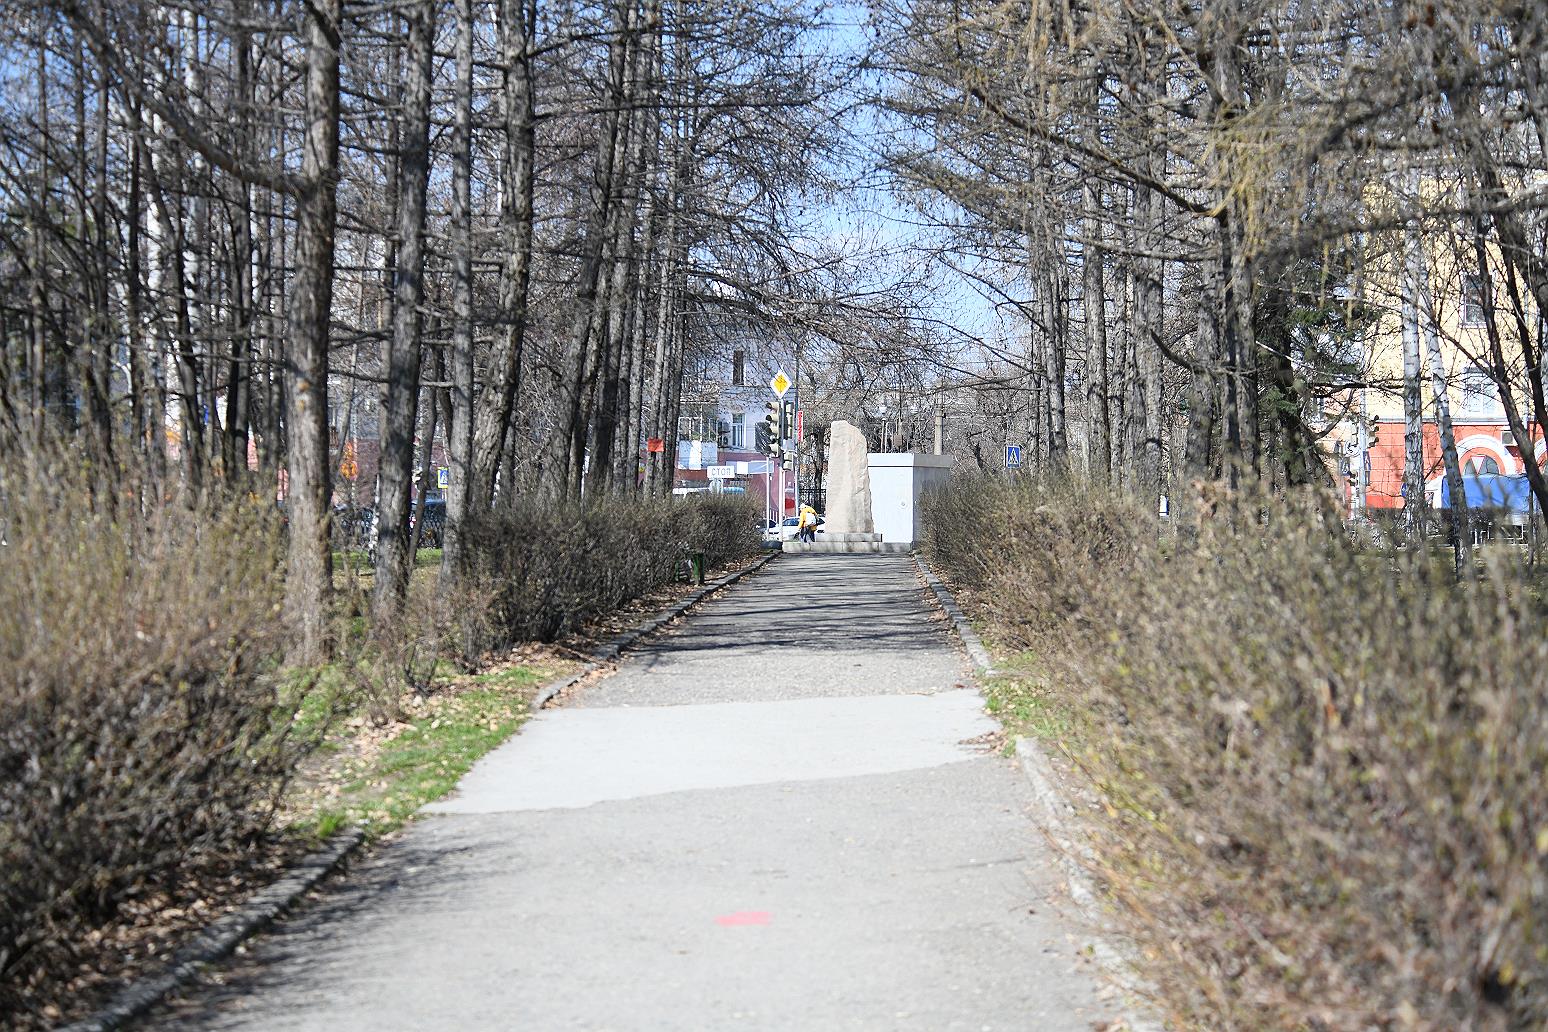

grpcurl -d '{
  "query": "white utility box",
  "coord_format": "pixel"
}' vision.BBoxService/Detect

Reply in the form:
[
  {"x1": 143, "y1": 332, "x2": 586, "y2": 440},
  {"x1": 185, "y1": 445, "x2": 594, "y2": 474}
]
[{"x1": 866, "y1": 453, "x2": 955, "y2": 546}]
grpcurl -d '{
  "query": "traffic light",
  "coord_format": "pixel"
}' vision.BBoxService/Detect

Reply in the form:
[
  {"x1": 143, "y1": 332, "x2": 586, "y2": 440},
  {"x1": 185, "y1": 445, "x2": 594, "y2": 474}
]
[
  {"x1": 779, "y1": 399, "x2": 794, "y2": 442},
  {"x1": 763, "y1": 402, "x2": 780, "y2": 456}
]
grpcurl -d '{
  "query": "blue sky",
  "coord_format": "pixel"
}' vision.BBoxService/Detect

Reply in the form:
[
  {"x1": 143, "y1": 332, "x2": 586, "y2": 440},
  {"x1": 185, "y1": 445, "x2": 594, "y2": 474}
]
[{"x1": 799, "y1": 2, "x2": 1013, "y2": 357}]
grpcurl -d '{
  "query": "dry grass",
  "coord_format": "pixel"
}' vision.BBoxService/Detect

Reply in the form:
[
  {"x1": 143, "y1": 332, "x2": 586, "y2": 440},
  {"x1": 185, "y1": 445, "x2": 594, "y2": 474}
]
[{"x1": 921, "y1": 476, "x2": 1548, "y2": 1031}]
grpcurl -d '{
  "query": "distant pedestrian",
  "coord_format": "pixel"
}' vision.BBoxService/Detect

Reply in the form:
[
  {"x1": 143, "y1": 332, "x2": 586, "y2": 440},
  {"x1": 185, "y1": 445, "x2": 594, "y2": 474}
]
[{"x1": 797, "y1": 503, "x2": 819, "y2": 542}]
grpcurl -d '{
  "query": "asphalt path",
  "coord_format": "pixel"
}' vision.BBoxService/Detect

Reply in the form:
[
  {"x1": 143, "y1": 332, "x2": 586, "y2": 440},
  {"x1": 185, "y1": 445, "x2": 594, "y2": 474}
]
[{"x1": 156, "y1": 553, "x2": 1115, "y2": 1031}]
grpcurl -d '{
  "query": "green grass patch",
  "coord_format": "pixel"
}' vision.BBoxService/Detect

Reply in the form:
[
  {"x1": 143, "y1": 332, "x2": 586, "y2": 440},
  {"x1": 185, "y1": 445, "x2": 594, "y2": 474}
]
[
  {"x1": 297, "y1": 665, "x2": 548, "y2": 839},
  {"x1": 978, "y1": 649, "x2": 1078, "y2": 755},
  {"x1": 332, "y1": 547, "x2": 442, "y2": 579},
  {"x1": 332, "y1": 549, "x2": 371, "y2": 575}
]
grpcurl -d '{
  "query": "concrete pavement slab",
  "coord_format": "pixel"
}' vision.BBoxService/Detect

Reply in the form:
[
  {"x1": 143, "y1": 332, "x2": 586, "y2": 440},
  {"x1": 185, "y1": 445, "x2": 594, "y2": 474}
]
[
  {"x1": 425, "y1": 690, "x2": 996, "y2": 813},
  {"x1": 160, "y1": 765, "x2": 1113, "y2": 1031},
  {"x1": 572, "y1": 553, "x2": 967, "y2": 708},
  {"x1": 151, "y1": 553, "x2": 1117, "y2": 1031}
]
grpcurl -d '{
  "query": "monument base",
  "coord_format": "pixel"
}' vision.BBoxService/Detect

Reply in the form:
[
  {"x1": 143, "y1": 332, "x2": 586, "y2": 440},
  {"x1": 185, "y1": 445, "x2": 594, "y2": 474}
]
[{"x1": 782, "y1": 532, "x2": 911, "y2": 554}]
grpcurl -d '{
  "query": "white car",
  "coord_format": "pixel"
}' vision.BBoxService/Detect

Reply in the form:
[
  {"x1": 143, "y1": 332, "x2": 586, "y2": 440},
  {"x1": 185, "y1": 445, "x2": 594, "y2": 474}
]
[{"x1": 763, "y1": 514, "x2": 824, "y2": 542}]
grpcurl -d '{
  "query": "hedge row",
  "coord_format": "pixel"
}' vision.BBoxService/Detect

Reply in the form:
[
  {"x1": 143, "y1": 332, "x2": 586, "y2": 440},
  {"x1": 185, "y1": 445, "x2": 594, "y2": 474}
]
[
  {"x1": 453, "y1": 492, "x2": 762, "y2": 651},
  {"x1": 1, "y1": 474, "x2": 760, "y2": 1024},
  {"x1": 0, "y1": 478, "x2": 305, "y2": 1019},
  {"x1": 920, "y1": 476, "x2": 1548, "y2": 1030}
]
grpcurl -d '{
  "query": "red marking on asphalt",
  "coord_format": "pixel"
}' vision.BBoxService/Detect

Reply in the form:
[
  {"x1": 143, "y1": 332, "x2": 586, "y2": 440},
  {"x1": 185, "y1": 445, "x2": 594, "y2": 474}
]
[{"x1": 714, "y1": 911, "x2": 771, "y2": 927}]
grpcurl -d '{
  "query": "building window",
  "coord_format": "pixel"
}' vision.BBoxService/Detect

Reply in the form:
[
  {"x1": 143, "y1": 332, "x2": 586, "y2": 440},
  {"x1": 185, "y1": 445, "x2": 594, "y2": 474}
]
[
  {"x1": 1460, "y1": 364, "x2": 1499, "y2": 415},
  {"x1": 730, "y1": 412, "x2": 745, "y2": 449},
  {"x1": 1461, "y1": 273, "x2": 1488, "y2": 327},
  {"x1": 732, "y1": 349, "x2": 745, "y2": 387},
  {"x1": 1467, "y1": 455, "x2": 1502, "y2": 476}
]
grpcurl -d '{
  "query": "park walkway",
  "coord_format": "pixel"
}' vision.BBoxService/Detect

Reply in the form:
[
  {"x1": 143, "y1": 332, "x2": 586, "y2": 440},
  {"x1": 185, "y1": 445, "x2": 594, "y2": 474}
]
[{"x1": 159, "y1": 554, "x2": 1115, "y2": 1031}]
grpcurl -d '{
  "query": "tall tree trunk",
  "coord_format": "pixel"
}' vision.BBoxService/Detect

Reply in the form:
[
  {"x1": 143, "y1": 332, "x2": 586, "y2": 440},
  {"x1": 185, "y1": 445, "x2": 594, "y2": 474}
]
[
  {"x1": 1258, "y1": 285, "x2": 1320, "y2": 487},
  {"x1": 471, "y1": 0, "x2": 538, "y2": 506},
  {"x1": 589, "y1": 259, "x2": 631, "y2": 494},
  {"x1": 28, "y1": 18, "x2": 49, "y2": 445},
  {"x1": 1409, "y1": 224, "x2": 1470, "y2": 565},
  {"x1": 1218, "y1": 225, "x2": 1243, "y2": 485},
  {"x1": 540, "y1": 0, "x2": 633, "y2": 498},
  {"x1": 127, "y1": 117, "x2": 168, "y2": 484},
  {"x1": 374, "y1": 0, "x2": 435, "y2": 619},
  {"x1": 224, "y1": 15, "x2": 256, "y2": 480},
  {"x1": 643, "y1": 158, "x2": 682, "y2": 497},
  {"x1": 1399, "y1": 234, "x2": 1427, "y2": 538},
  {"x1": 588, "y1": 219, "x2": 639, "y2": 494},
  {"x1": 659, "y1": 284, "x2": 688, "y2": 498},
  {"x1": 411, "y1": 366, "x2": 439, "y2": 554},
  {"x1": 615, "y1": 255, "x2": 649, "y2": 494},
  {"x1": 283, "y1": 0, "x2": 343, "y2": 662},
  {"x1": 572, "y1": 3, "x2": 645, "y2": 497},
  {"x1": 1138, "y1": 182, "x2": 1165, "y2": 505},
  {"x1": 616, "y1": 5, "x2": 663, "y2": 495},
  {"x1": 83, "y1": 52, "x2": 114, "y2": 468},
  {"x1": 1027, "y1": 329, "x2": 1045, "y2": 470},
  {"x1": 442, "y1": 0, "x2": 477, "y2": 576},
  {"x1": 1041, "y1": 261, "x2": 1068, "y2": 468},
  {"x1": 590, "y1": 0, "x2": 656, "y2": 496},
  {"x1": 144, "y1": 155, "x2": 205, "y2": 496},
  {"x1": 1184, "y1": 254, "x2": 1221, "y2": 483},
  {"x1": 1083, "y1": 179, "x2": 1110, "y2": 481}
]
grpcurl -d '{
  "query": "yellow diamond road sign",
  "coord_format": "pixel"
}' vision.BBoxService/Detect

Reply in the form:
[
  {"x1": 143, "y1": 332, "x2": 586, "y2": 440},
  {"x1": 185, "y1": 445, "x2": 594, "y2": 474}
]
[{"x1": 770, "y1": 370, "x2": 791, "y2": 397}]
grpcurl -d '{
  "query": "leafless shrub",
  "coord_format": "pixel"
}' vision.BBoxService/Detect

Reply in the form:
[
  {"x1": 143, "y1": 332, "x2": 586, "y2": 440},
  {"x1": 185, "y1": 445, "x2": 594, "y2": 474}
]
[
  {"x1": 355, "y1": 592, "x2": 452, "y2": 722},
  {"x1": 0, "y1": 461, "x2": 319, "y2": 1018},
  {"x1": 922, "y1": 476, "x2": 1548, "y2": 1030},
  {"x1": 675, "y1": 493, "x2": 764, "y2": 569},
  {"x1": 451, "y1": 494, "x2": 761, "y2": 656}
]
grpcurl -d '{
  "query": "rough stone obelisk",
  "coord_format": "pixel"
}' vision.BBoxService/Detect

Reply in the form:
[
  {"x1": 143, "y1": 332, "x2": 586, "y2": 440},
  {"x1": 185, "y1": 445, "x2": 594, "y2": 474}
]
[{"x1": 825, "y1": 420, "x2": 874, "y2": 534}]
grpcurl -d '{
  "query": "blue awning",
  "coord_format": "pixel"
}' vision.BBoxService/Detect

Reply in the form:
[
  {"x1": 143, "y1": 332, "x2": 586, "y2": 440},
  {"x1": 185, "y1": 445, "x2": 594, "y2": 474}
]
[{"x1": 1438, "y1": 473, "x2": 1534, "y2": 513}]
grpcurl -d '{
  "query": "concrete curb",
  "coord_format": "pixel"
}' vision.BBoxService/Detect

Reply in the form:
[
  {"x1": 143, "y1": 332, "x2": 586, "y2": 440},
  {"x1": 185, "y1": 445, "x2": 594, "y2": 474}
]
[
  {"x1": 1014, "y1": 737, "x2": 1097, "y2": 909},
  {"x1": 1014, "y1": 738, "x2": 1163, "y2": 1031},
  {"x1": 530, "y1": 549, "x2": 780, "y2": 709},
  {"x1": 909, "y1": 552, "x2": 1160, "y2": 1030},
  {"x1": 910, "y1": 551, "x2": 1000, "y2": 676},
  {"x1": 56, "y1": 829, "x2": 366, "y2": 1032}
]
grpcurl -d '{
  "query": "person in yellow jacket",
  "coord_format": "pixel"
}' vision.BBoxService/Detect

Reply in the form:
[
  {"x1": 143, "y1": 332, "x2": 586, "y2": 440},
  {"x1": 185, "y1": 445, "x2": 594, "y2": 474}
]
[{"x1": 797, "y1": 503, "x2": 819, "y2": 543}]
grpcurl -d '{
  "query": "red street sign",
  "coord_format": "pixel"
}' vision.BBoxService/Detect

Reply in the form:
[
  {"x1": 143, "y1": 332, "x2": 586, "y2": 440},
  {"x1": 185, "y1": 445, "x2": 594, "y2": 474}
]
[
  {"x1": 646, "y1": 437, "x2": 665, "y2": 453},
  {"x1": 795, "y1": 409, "x2": 803, "y2": 442}
]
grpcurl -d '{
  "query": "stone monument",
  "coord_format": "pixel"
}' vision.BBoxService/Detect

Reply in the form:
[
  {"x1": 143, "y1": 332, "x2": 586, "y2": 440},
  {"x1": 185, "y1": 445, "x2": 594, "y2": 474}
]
[{"x1": 824, "y1": 419, "x2": 874, "y2": 534}]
